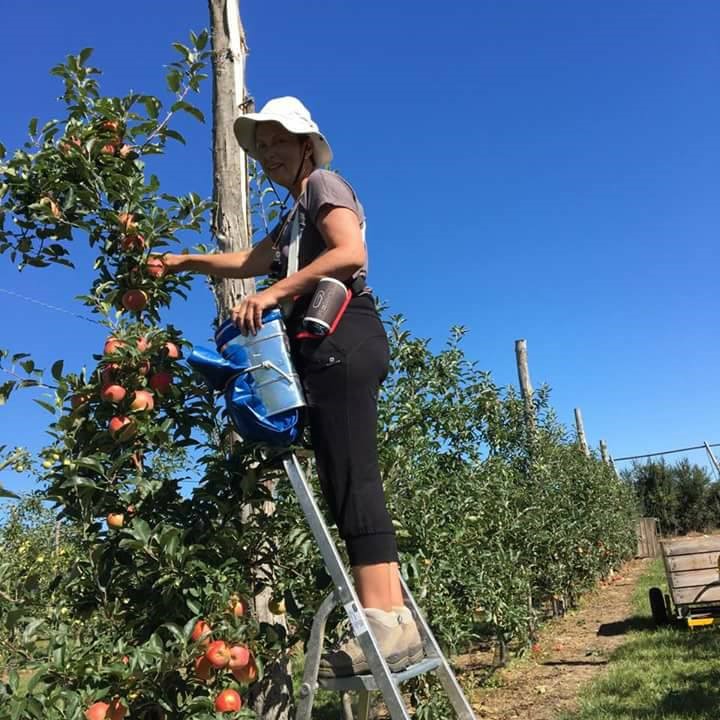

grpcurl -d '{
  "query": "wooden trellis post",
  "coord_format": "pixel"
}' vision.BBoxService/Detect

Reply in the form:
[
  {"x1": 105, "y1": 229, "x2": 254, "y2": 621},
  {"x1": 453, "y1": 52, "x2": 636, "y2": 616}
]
[
  {"x1": 514, "y1": 339, "x2": 536, "y2": 435},
  {"x1": 574, "y1": 407, "x2": 590, "y2": 457},
  {"x1": 207, "y1": 2, "x2": 291, "y2": 717}
]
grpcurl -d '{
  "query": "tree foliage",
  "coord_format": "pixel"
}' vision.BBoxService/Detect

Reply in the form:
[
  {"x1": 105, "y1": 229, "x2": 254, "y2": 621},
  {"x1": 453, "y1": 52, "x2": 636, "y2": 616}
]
[{"x1": 0, "y1": 37, "x2": 639, "y2": 720}]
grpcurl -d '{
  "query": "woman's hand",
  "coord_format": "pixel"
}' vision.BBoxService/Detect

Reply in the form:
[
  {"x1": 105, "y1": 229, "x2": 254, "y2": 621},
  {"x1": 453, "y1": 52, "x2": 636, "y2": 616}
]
[
  {"x1": 231, "y1": 287, "x2": 281, "y2": 335},
  {"x1": 150, "y1": 253, "x2": 185, "y2": 274}
]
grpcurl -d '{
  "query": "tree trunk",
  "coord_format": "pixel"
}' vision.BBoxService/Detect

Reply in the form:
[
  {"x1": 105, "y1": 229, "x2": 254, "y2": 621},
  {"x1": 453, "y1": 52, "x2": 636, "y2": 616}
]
[{"x1": 208, "y1": 2, "x2": 292, "y2": 717}]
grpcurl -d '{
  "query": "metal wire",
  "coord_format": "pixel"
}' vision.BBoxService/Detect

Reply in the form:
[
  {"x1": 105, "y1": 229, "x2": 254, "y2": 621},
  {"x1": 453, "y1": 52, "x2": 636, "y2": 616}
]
[
  {"x1": 614, "y1": 443, "x2": 720, "y2": 462},
  {"x1": 0, "y1": 287, "x2": 105, "y2": 327}
]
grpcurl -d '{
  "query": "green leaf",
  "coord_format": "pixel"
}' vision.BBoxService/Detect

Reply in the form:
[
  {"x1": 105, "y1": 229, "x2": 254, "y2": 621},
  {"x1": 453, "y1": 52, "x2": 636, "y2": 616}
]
[
  {"x1": 79, "y1": 47, "x2": 93, "y2": 64},
  {"x1": 172, "y1": 43, "x2": 191, "y2": 60},
  {"x1": 0, "y1": 483, "x2": 19, "y2": 499},
  {"x1": 131, "y1": 518, "x2": 152, "y2": 544},
  {"x1": 195, "y1": 30, "x2": 209, "y2": 51},
  {"x1": 33, "y1": 399, "x2": 56, "y2": 415},
  {"x1": 162, "y1": 128, "x2": 186, "y2": 145},
  {"x1": 160, "y1": 621, "x2": 186, "y2": 645},
  {"x1": 22, "y1": 618, "x2": 45, "y2": 643},
  {"x1": 50, "y1": 359, "x2": 64, "y2": 381},
  {"x1": 166, "y1": 70, "x2": 182, "y2": 93},
  {"x1": 0, "y1": 381, "x2": 15, "y2": 405}
]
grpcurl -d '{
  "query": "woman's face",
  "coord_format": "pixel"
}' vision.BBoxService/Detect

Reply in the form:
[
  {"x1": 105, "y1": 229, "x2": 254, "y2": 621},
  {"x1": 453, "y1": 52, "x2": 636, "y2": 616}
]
[{"x1": 254, "y1": 122, "x2": 309, "y2": 188}]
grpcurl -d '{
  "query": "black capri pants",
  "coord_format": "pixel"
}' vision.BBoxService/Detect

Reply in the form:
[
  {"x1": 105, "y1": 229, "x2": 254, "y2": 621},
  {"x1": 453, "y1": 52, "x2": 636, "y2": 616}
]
[{"x1": 290, "y1": 294, "x2": 399, "y2": 567}]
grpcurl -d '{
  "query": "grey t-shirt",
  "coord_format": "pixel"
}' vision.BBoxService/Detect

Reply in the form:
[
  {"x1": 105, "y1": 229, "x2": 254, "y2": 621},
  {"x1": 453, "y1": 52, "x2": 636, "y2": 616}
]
[{"x1": 272, "y1": 169, "x2": 368, "y2": 285}]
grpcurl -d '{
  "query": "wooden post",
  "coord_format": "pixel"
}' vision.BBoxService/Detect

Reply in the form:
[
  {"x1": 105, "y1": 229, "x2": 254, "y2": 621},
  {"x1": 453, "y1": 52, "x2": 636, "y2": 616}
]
[
  {"x1": 207, "y1": 3, "x2": 290, "y2": 717},
  {"x1": 574, "y1": 408, "x2": 590, "y2": 457},
  {"x1": 208, "y1": 0, "x2": 255, "y2": 326},
  {"x1": 636, "y1": 517, "x2": 661, "y2": 558},
  {"x1": 514, "y1": 339, "x2": 536, "y2": 434},
  {"x1": 599, "y1": 439, "x2": 609, "y2": 464}
]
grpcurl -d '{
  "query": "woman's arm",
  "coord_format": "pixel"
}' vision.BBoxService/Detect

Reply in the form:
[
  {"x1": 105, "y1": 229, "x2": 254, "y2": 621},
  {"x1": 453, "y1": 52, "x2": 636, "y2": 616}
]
[
  {"x1": 159, "y1": 234, "x2": 275, "y2": 279},
  {"x1": 232, "y1": 206, "x2": 365, "y2": 333}
]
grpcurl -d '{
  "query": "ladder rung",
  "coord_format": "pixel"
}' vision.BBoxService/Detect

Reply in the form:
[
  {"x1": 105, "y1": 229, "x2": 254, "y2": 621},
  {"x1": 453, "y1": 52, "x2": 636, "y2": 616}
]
[{"x1": 318, "y1": 657, "x2": 443, "y2": 691}]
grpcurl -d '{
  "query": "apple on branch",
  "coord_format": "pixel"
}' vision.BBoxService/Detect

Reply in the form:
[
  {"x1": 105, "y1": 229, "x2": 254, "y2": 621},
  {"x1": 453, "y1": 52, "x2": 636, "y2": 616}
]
[
  {"x1": 130, "y1": 390, "x2": 154, "y2": 412},
  {"x1": 121, "y1": 290, "x2": 148, "y2": 313},
  {"x1": 205, "y1": 640, "x2": 231, "y2": 669},
  {"x1": 149, "y1": 372, "x2": 172, "y2": 394},
  {"x1": 214, "y1": 689, "x2": 242, "y2": 713},
  {"x1": 109, "y1": 416, "x2": 137, "y2": 442},
  {"x1": 106, "y1": 513, "x2": 125, "y2": 530},
  {"x1": 100, "y1": 384, "x2": 127, "y2": 404}
]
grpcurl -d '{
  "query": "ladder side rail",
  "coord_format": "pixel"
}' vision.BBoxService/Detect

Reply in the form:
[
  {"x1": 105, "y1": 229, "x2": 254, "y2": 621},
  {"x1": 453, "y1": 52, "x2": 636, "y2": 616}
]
[
  {"x1": 296, "y1": 591, "x2": 338, "y2": 720},
  {"x1": 399, "y1": 574, "x2": 478, "y2": 720},
  {"x1": 283, "y1": 453, "x2": 412, "y2": 720}
]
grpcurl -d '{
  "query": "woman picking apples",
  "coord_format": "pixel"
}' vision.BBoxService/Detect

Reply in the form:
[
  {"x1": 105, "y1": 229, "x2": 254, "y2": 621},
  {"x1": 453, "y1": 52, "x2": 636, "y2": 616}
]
[{"x1": 157, "y1": 97, "x2": 422, "y2": 678}]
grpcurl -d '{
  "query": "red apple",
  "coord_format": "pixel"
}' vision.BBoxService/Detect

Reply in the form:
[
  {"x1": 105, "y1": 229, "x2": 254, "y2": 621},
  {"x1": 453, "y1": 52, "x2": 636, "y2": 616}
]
[
  {"x1": 149, "y1": 372, "x2": 172, "y2": 394},
  {"x1": 146, "y1": 257, "x2": 165, "y2": 278},
  {"x1": 101, "y1": 143, "x2": 117, "y2": 155},
  {"x1": 100, "y1": 384, "x2": 127, "y2": 404},
  {"x1": 109, "y1": 416, "x2": 136, "y2": 441},
  {"x1": 130, "y1": 390, "x2": 154, "y2": 412},
  {"x1": 101, "y1": 363, "x2": 120, "y2": 385},
  {"x1": 85, "y1": 702, "x2": 109, "y2": 720},
  {"x1": 228, "y1": 644, "x2": 251, "y2": 670},
  {"x1": 121, "y1": 234, "x2": 145, "y2": 252},
  {"x1": 60, "y1": 137, "x2": 82, "y2": 155},
  {"x1": 121, "y1": 290, "x2": 148, "y2": 312},
  {"x1": 136, "y1": 336, "x2": 149, "y2": 352},
  {"x1": 117, "y1": 144, "x2": 133, "y2": 159},
  {"x1": 163, "y1": 342, "x2": 181, "y2": 359},
  {"x1": 229, "y1": 594, "x2": 248, "y2": 618},
  {"x1": 194, "y1": 654, "x2": 213, "y2": 681},
  {"x1": 232, "y1": 657, "x2": 257, "y2": 684},
  {"x1": 104, "y1": 337, "x2": 125, "y2": 355},
  {"x1": 191, "y1": 620, "x2": 211, "y2": 646},
  {"x1": 107, "y1": 513, "x2": 125, "y2": 529},
  {"x1": 214, "y1": 689, "x2": 242, "y2": 713},
  {"x1": 100, "y1": 120, "x2": 121, "y2": 134},
  {"x1": 137, "y1": 360, "x2": 151, "y2": 376},
  {"x1": 205, "y1": 640, "x2": 231, "y2": 669}
]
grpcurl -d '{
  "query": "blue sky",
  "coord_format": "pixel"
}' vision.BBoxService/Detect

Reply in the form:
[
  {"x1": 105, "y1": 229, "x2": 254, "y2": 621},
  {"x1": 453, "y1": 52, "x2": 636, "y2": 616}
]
[{"x1": 1, "y1": 1, "x2": 718, "y2": 495}]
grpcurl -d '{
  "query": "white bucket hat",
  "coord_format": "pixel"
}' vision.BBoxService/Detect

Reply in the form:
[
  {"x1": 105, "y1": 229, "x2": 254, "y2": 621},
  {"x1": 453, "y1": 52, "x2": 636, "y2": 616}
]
[{"x1": 233, "y1": 96, "x2": 333, "y2": 167}]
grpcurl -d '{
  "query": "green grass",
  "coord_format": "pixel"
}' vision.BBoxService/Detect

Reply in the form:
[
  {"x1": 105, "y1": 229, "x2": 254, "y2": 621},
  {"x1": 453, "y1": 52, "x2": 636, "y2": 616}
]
[{"x1": 559, "y1": 559, "x2": 720, "y2": 720}]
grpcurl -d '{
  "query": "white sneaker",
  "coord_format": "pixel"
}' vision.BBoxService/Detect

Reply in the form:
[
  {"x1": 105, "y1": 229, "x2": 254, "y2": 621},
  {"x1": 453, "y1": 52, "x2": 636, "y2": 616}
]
[
  {"x1": 394, "y1": 605, "x2": 424, "y2": 665},
  {"x1": 318, "y1": 608, "x2": 408, "y2": 678}
]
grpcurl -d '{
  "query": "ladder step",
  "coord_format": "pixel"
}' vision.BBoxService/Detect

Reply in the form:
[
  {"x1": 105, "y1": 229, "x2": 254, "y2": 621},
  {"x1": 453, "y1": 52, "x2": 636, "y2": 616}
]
[{"x1": 318, "y1": 657, "x2": 443, "y2": 691}]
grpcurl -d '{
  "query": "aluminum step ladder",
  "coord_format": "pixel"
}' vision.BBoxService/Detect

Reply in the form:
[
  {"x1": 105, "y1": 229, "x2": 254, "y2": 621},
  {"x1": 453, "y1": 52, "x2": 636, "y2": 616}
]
[{"x1": 281, "y1": 452, "x2": 477, "y2": 720}]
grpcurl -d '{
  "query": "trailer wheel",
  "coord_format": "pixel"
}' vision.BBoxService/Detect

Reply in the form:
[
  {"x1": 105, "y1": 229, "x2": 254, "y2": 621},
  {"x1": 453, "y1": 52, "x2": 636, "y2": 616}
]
[{"x1": 649, "y1": 587, "x2": 668, "y2": 625}]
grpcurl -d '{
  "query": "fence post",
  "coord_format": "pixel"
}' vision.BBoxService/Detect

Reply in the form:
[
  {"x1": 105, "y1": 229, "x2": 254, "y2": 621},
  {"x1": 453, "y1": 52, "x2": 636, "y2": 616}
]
[
  {"x1": 514, "y1": 339, "x2": 536, "y2": 434},
  {"x1": 599, "y1": 440, "x2": 609, "y2": 464},
  {"x1": 574, "y1": 408, "x2": 590, "y2": 457}
]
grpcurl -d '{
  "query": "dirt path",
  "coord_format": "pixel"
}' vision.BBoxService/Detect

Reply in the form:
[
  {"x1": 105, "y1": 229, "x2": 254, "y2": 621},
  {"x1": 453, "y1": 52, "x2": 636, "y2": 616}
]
[{"x1": 455, "y1": 558, "x2": 652, "y2": 720}]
